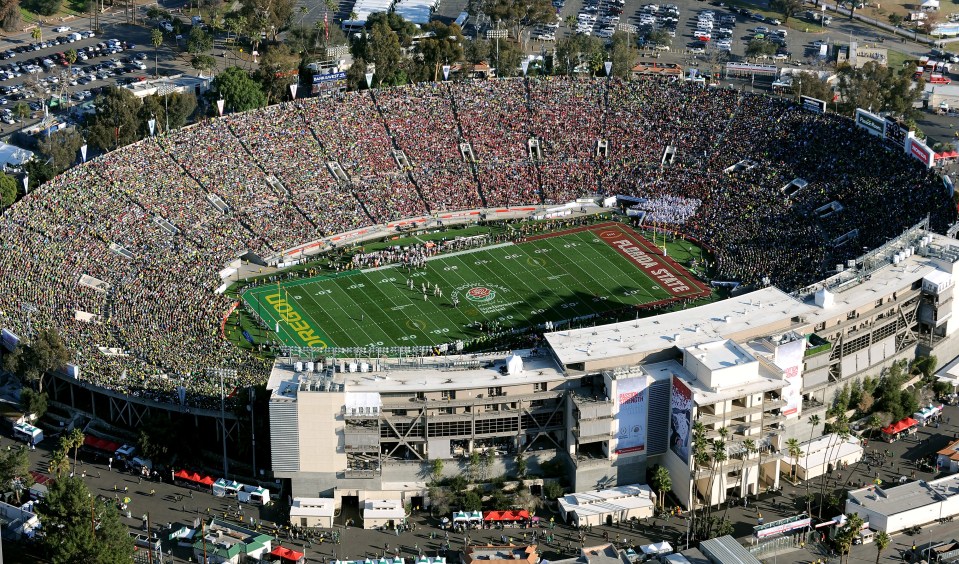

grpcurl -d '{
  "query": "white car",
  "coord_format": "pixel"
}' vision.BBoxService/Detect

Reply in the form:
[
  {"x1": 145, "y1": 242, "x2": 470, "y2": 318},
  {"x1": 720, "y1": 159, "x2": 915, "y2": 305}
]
[
  {"x1": 689, "y1": 47, "x2": 705, "y2": 53},
  {"x1": 654, "y1": 44, "x2": 670, "y2": 50},
  {"x1": 53, "y1": 25, "x2": 70, "y2": 32},
  {"x1": 159, "y1": 21, "x2": 173, "y2": 32},
  {"x1": 773, "y1": 53, "x2": 788, "y2": 60}
]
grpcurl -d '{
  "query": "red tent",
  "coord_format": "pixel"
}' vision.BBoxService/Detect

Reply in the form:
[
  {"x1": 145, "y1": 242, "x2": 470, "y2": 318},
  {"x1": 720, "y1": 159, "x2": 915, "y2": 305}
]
[
  {"x1": 882, "y1": 417, "x2": 919, "y2": 435},
  {"x1": 270, "y1": 546, "x2": 305, "y2": 562},
  {"x1": 937, "y1": 150, "x2": 959, "y2": 160},
  {"x1": 83, "y1": 436, "x2": 121, "y2": 454},
  {"x1": 198, "y1": 475, "x2": 215, "y2": 486},
  {"x1": 174, "y1": 469, "x2": 192, "y2": 480},
  {"x1": 483, "y1": 511, "x2": 504, "y2": 521}
]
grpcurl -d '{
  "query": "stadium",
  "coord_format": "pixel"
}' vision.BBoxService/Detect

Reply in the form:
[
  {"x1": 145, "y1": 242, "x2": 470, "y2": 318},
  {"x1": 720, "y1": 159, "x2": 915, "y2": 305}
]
[{"x1": 0, "y1": 77, "x2": 957, "y2": 512}]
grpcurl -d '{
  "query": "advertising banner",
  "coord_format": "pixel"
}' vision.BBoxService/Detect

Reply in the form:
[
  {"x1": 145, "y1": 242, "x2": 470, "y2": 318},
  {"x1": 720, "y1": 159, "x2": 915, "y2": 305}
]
[
  {"x1": 909, "y1": 138, "x2": 934, "y2": 168},
  {"x1": 615, "y1": 375, "x2": 649, "y2": 454},
  {"x1": 800, "y1": 95, "x2": 826, "y2": 114},
  {"x1": 773, "y1": 337, "x2": 805, "y2": 418},
  {"x1": 854, "y1": 109, "x2": 884, "y2": 137},
  {"x1": 670, "y1": 378, "x2": 693, "y2": 461}
]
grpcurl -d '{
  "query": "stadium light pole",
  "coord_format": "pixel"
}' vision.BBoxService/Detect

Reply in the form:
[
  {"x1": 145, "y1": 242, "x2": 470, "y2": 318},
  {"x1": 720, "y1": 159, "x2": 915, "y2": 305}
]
[
  {"x1": 487, "y1": 23, "x2": 507, "y2": 75},
  {"x1": 208, "y1": 368, "x2": 237, "y2": 479}
]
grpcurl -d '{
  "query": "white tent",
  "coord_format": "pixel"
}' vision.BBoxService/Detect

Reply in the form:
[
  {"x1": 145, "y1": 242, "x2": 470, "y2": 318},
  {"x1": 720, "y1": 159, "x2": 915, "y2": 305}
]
[
  {"x1": 506, "y1": 354, "x2": 524, "y2": 375},
  {"x1": 0, "y1": 142, "x2": 33, "y2": 170},
  {"x1": 922, "y1": 0, "x2": 939, "y2": 10},
  {"x1": 641, "y1": 541, "x2": 673, "y2": 555}
]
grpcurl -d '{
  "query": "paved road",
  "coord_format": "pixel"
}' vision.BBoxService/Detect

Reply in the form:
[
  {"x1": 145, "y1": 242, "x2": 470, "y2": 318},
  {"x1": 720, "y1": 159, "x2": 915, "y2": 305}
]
[{"x1": 0, "y1": 397, "x2": 954, "y2": 563}]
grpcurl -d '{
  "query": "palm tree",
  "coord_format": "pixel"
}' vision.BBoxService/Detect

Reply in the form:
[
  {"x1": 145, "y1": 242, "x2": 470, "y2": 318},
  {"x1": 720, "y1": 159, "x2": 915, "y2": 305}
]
[
  {"x1": 804, "y1": 414, "x2": 820, "y2": 505},
  {"x1": 31, "y1": 27, "x2": 41, "y2": 44},
  {"x1": 650, "y1": 465, "x2": 672, "y2": 511},
  {"x1": 13, "y1": 102, "x2": 29, "y2": 132},
  {"x1": 690, "y1": 421, "x2": 708, "y2": 541},
  {"x1": 65, "y1": 428, "x2": 84, "y2": 473},
  {"x1": 875, "y1": 530, "x2": 890, "y2": 564},
  {"x1": 48, "y1": 448, "x2": 69, "y2": 478},
  {"x1": 151, "y1": 28, "x2": 163, "y2": 78},
  {"x1": 785, "y1": 438, "x2": 802, "y2": 482},
  {"x1": 740, "y1": 438, "x2": 756, "y2": 499}
]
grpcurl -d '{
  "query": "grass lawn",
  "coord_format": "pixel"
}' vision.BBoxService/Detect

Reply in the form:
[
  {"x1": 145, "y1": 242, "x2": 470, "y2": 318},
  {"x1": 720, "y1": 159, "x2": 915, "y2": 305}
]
[{"x1": 239, "y1": 222, "x2": 709, "y2": 351}]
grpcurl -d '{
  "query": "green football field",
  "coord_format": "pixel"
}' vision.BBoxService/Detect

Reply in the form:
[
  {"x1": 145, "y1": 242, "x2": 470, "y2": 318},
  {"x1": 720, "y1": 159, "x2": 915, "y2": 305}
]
[{"x1": 240, "y1": 223, "x2": 709, "y2": 350}]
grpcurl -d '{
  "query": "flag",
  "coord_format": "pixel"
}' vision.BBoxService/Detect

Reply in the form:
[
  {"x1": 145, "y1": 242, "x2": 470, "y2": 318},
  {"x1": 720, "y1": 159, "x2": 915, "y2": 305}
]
[
  {"x1": 324, "y1": 12, "x2": 329, "y2": 42},
  {"x1": 227, "y1": 386, "x2": 239, "y2": 399}
]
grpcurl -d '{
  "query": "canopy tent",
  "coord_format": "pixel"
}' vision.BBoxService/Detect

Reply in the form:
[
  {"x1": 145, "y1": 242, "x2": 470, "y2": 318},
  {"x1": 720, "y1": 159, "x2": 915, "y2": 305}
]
[
  {"x1": 882, "y1": 417, "x2": 919, "y2": 436},
  {"x1": 452, "y1": 511, "x2": 483, "y2": 522},
  {"x1": 921, "y1": 0, "x2": 939, "y2": 9},
  {"x1": 483, "y1": 510, "x2": 531, "y2": 521},
  {"x1": 83, "y1": 435, "x2": 121, "y2": 454},
  {"x1": 213, "y1": 478, "x2": 240, "y2": 497},
  {"x1": 270, "y1": 546, "x2": 305, "y2": 563},
  {"x1": 937, "y1": 150, "x2": 959, "y2": 160},
  {"x1": 641, "y1": 541, "x2": 673, "y2": 555},
  {"x1": 174, "y1": 470, "x2": 216, "y2": 487}
]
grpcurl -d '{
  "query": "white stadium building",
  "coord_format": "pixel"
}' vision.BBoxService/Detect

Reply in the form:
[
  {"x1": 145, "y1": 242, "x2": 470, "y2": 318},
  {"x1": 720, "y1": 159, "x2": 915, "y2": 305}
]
[{"x1": 269, "y1": 222, "x2": 959, "y2": 511}]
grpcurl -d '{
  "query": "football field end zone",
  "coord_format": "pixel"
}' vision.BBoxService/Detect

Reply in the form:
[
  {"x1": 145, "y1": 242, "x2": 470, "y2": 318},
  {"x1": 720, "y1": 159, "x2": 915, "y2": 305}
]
[
  {"x1": 241, "y1": 284, "x2": 336, "y2": 349},
  {"x1": 522, "y1": 221, "x2": 709, "y2": 300}
]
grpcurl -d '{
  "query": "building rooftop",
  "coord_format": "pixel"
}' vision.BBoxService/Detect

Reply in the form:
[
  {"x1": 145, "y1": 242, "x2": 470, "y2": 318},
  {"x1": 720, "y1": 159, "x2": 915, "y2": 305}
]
[
  {"x1": 698, "y1": 536, "x2": 762, "y2": 564},
  {"x1": 544, "y1": 287, "x2": 811, "y2": 367},
  {"x1": 847, "y1": 473, "x2": 959, "y2": 516},
  {"x1": 783, "y1": 434, "x2": 863, "y2": 470},
  {"x1": 645, "y1": 360, "x2": 784, "y2": 406},
  {"x1": 463, "y1": 545, "x2": 538, "y2": 564},
  {"x1": 290, "y1": 498, "x2": 335, "y2": 517},
  {"x1": 558, "y1": 484, "x2": 656, "y2": 520},
  {"x1": 268, "y1": 349, "x2": 566, "y2": 396},
  {"x1": 683, "y1": 340, "x2": 757, "y2": 372}
]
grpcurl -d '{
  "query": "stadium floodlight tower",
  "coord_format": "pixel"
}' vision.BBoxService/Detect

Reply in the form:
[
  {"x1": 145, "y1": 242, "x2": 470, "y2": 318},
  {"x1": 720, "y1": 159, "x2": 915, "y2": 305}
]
[
  {"x1": 207, "y1": 368, "x2": 237, "y2": 479},
  {"x1": 486, "y1": 23, "x2": 508, "y2": 74}
]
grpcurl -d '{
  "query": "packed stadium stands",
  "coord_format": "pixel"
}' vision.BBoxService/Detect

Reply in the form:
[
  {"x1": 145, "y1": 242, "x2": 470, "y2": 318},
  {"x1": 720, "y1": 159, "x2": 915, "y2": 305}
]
[{"x1": 0, "y1": 77, "x2": 951, "y2": 405}]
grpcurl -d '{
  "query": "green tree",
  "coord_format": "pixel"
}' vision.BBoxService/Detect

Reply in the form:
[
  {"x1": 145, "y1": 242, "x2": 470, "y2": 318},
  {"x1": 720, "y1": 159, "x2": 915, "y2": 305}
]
[
  {"x1": 484, "y1": 0, "x2": 555, "y2": 40},
  {"x1": 351, "y1": 19, "x2": 406, "y2": 87},
  {"x1": 86, "y1": 86, "x2": 142, "y2": 151},
  {"x1": 13, "y1": 101, "x2": 29, "y2": 131},
  {"x1": 835, "y1": 512, "x2": 864, "y2": 563},
  {"x1": 467, "y1": 450, "x2": 481, "y2": 482},
  {"x1": 0, "y1": 172, "x2": 17, "y2": 208},
  {"x1": 61, "y1": 428, "x2": 84, "y2": 473},
  {"x1": 187, "y1": 25, "x2": 213, "y2": 56},
  {"x1": 461, "y1": 490, "x2": 482, "y2": 511},
  {"x1": 191, "y1": 53, "x2": 218, "y2": 76},
  {"x1": 543, "y1": 480, "x2": 564, "y2": 499},
  {"x1": 804, "y1": 414, "x2": 820, "y2": 506},
  {"x1": 48, "y1": 448, "x2": 69, "y2": 479},
  {"x1": 38, "y1": 128, "x2": 84, "y2": 173},
  {"x1": 491, "y1": 37, "x2": 522, "y2": 78},
  {"x1": 429, "y1": 459, "x2": 444, "y2": 483},
  {"x1": 888, "y1": 13, "x2": 903, "y2": 26},
  {"x1": 875, "y1": 530, "x2": 890, "y2": 564},
  {"x1": 365, "y1": 12, "x2": 419, "y2": 47},
  {"x1": 609, "y1": 30, "x2": 636, "y2": 79},
  {"x1": 771, "y1": 0, "x2": 802, "y2": 23},
  {"x1": 0, "y1": 445, "x2": 31, "y2": 503},
  {"x1": 746, "y1": 39, "x2": 778, "y2": 58},
  {"x1": 19, "y1": 388, "x2": 47, "y2": 419},
  {"x1": 0, "y1": 0, "x2": 21, "y2": 31},
  {"x1": 837, "y1": 61, "x2": 922, "y2": 117},
  {"x1": 139, "y1": 92, "x2": 196, "y2": 136},
  {"x1": 3, "y1": 328, "x2": 72, "y2": 393},
  {"x1": 31, "y1": 26, "x2": 41, "y2": 43},
  {"x1": 555, "y1": 33, "x2": 603, "y2": 75},
  {"x1": 210, "y1": 66, "x2": 267, "y2": 113},
  {"x1": 415, "y1": 21, "x2": 465, "y2": 82},
  {"x1": 65, "y1": 49, "x2": 77, "y2": 68},
  {"x1": 650, "y1": 465, "x2": 671, "y2": 510},
  {"x1": 225, "y1": 12, "x2": 247, "y2": 44},
  {"x1": 255, "y1": 43, "x2": 300, "y2": 103},
  {"x1": 239, "y1": 0, "x2": 295, "y2": 39},
  {"x1": 32, "y1": 0, "x2": 63, "y2": 15},
  {"x1": 151, "y1": 28, "x2": 164, "y2": 78},
  {"x1": 785, "y1": 437, "x2": 803, "y2": 481},
  {"x1": 38, "y1": 477, "x2": 135, "y2": 564},
  {"x1": 515, "y1": 453, "x2": 527, "y2": 479}
]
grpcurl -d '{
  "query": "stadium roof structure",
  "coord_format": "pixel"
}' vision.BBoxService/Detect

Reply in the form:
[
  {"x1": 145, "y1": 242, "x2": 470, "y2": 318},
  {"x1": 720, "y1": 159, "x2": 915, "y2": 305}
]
[
  {"x1": 557, "y1": 484, "x2": 656, "y2": 521},
  {"x1": 544, "y1": 287, "x2": 811, "y2": 369},
  {"x1": 698, "y1": 536, "x2": 762, "y2": 564}
]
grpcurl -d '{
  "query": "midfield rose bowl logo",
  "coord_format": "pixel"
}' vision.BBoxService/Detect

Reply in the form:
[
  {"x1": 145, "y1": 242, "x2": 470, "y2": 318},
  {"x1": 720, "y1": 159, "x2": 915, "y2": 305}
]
[{"x1": 465, "y1": 286, "x2": 496, "y2": 303}]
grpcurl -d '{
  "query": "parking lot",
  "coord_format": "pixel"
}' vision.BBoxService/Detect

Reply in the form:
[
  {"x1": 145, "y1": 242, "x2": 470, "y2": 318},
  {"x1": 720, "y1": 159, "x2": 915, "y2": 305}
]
[{"x1": 0, "y1": 11, "x2": 199, "y2": 134}]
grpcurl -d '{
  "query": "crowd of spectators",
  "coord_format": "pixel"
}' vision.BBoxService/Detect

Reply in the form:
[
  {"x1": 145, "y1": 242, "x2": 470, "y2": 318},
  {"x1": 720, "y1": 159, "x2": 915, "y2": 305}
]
[{"x1": 0, "y1": 77, "x2": 950, "y2": 404}]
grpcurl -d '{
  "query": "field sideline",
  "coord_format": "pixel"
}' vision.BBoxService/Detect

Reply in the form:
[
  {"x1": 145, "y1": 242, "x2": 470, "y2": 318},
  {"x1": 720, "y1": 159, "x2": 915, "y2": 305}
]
[{"x1": 240, "y1": 222, "x2": 709, "y2": 350}]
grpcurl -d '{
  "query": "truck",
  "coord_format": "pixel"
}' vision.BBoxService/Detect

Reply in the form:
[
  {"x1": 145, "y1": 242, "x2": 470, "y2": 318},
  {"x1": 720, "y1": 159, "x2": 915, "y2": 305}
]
[{"x1": 13, "y1": 422, "x2": 42, "y2": 445}]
